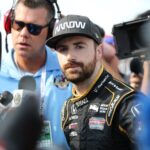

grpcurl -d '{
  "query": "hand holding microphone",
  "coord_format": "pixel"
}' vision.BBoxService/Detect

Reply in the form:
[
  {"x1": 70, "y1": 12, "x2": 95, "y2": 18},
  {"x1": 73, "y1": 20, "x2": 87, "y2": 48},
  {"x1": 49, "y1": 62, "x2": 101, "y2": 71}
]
[{"x1": 129, "y1": 58, "x2": 144, "y2": 90}]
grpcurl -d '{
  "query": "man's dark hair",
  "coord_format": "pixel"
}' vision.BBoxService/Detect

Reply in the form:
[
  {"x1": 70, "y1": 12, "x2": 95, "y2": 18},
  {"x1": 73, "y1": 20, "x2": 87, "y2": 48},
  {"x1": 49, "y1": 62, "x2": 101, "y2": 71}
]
[{"x1": 15, "y1": 0, "x2": 55, "y2": 23}]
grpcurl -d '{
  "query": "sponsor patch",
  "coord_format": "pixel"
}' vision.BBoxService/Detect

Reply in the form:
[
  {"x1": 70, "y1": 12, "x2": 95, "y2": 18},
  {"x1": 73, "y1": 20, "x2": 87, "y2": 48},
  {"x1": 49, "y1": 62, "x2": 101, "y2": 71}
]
[
  {"x1": 107, "y1": 95, "x2": 120, "y2": 117},
  {"x1": 88, "y1": 104, "x2": 99, "y2": 113},
  {"x1": 69, "y1": 122, "x2": 78, "y2": 129},
  {"x1": 69, "y1": 131, "x2": 78, "y2": 137},
  {"x1": 69, "y1": 115, "x2": 78, "y2": 121},
  {"x1": 55, "y1": 21, "x2": 86, "y2": 34},
  {"x1": 93, "y1": 75, "x2": 109, "y2": 93},
  {"x1": 89, "y1": 117, "x2": 105, "y2": 130},
  {"x1": 100, "y1": 104, "x2": 108, "y2": 113},
  {"x1": 75, "y1": 98, "x2": 88, "y2": 108},
  {"x1": 108, "y1": 81, "x2": 123, "y2": 91},
  {"x1": 71, "y1": 104, "x2": 77, "y2": 115}
]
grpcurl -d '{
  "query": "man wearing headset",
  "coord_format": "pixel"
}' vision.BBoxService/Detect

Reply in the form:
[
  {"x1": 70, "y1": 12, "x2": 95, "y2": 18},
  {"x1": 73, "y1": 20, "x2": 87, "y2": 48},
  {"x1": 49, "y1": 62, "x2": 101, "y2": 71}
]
[
  {"x1": 48, "y1": 15, "x2": 144, "y2": 150},
  {"x1": 0, "y1": 0, "x2": 71, "y2": 149}
]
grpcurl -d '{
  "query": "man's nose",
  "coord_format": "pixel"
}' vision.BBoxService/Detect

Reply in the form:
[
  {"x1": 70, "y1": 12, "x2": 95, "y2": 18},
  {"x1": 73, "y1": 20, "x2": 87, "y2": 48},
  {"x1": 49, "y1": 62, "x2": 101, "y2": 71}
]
[
  {"x1": 66, "y1": 49, "x2": 77, "y2": 60},
  {"x1": 19, "y1": 26, "x2": 30, "y2": 38}
]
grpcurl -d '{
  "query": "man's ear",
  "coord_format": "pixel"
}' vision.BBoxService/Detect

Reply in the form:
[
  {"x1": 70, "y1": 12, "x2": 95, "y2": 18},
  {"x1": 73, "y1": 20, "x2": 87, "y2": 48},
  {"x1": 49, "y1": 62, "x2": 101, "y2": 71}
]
[{"x1": 96, "y1": 43, "x2": 103, "y2": 58}]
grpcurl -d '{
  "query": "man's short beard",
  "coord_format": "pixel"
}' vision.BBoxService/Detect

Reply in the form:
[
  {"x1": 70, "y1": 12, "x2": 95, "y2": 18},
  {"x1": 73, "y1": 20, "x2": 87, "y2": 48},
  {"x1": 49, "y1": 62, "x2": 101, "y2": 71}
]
[{"x1": 64, "y1": 54, "x2": 97, "y2": 84}]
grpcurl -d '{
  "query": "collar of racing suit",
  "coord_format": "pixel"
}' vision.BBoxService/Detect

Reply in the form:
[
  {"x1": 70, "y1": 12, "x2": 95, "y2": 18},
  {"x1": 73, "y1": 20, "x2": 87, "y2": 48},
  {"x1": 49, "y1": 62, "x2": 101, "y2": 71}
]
[{"x1": 71, "y1": 65, "x2": 111, "y2": 103}]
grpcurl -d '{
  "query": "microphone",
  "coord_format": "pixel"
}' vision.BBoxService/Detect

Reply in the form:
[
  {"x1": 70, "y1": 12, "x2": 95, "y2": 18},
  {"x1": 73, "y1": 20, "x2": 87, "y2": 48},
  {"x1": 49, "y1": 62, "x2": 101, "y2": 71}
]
[
  {"x1": 0, "y1": 91, "x2": 13, "y2": 107},
  {"x1": 0, "y1": 91, "x2": 43, "y2": 150},
  {"x1": 12, "y1": 75, "x2": 36, "y2": 107},
  {"x1": 130, "y1": 58, "x2": 144, "y2": 74},
  {"x1": 0, "y1": 91, "x2": 13, "y2": 120},
  {"x1": 18, "y1": 75, "x2": 36, "y2": 91},
  {"x1": 0, "y1": 76, "x2": 36, "y2": 113}
]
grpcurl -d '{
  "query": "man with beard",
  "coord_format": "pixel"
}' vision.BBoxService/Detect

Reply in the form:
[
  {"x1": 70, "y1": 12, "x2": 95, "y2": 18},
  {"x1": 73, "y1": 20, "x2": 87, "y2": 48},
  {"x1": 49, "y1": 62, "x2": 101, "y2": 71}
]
[{"x1": 48, "y1": 15, "x2": 143, "y2": 150}]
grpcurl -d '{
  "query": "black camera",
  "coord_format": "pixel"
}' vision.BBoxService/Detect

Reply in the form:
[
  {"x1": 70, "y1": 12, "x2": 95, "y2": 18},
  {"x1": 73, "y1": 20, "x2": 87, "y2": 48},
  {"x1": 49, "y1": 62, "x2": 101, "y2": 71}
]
[{"x1": 112, "y1": 17, "x2": 150, "y2": 59}]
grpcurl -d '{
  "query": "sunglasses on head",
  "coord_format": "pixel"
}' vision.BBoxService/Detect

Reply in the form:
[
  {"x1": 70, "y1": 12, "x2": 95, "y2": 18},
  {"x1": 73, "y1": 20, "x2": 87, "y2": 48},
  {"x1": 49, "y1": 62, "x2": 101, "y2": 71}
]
[{"x1": 12, "y1": 20, "x2": 49, "y2": 35}]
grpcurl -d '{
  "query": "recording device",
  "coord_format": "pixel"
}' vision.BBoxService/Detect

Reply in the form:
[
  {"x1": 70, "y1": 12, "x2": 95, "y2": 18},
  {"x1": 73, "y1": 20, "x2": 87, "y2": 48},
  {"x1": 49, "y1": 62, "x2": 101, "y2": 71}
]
[{"x1": 112, "y1": 17, "x2": 150, "y2": 59}]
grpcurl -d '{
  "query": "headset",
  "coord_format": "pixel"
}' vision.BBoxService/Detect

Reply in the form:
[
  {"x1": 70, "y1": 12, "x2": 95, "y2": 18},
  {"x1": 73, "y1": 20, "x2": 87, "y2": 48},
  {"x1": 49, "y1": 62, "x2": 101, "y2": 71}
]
[{"x1": 3, "y1": 0, "x2": 62, "y2": 51}]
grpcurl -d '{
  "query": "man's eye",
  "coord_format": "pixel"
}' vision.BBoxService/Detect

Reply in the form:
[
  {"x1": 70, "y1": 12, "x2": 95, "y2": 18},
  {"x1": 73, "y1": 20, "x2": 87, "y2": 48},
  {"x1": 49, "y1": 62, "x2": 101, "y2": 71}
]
[
  {"x1": 57, "y1": 47, "x2": 67, "y2": 52},
  {"x1": 76, "y1": 45, "x2": 84, "y2": 49}
]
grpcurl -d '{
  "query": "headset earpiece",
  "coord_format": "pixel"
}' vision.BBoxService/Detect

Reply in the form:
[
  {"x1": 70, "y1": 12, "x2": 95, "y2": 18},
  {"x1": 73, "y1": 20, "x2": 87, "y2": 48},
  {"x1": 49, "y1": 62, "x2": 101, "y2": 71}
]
[
  {"x1": 47, "y1": 17, "x2": 56, "y2": 38},
  {"x1": 46, "y1": 0, "x2": 62, "y2": 47},
  {"x1": 4, "y1": 9, "x2": 14, "y2": 35}
]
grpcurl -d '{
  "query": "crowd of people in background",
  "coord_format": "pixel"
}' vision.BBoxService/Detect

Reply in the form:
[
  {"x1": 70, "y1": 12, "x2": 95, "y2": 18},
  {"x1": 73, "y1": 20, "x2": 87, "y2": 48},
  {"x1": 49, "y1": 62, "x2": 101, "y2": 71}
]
[{"x1": 0, "y1": 0, "x2": 150, "y2": 150}]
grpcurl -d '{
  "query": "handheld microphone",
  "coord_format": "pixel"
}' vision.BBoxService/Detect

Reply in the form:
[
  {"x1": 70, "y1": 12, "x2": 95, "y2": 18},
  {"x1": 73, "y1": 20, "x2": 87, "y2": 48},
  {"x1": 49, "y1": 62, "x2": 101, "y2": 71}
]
[
  {"x1": 18, "y1": 75, "x2": 36, "y2": 91},
  {"x1": 130, "y1": 58, "x2": 144, "y2": 74},
  {"x1": 12, "y1": 75, "x2": 36, "y2": 107}
]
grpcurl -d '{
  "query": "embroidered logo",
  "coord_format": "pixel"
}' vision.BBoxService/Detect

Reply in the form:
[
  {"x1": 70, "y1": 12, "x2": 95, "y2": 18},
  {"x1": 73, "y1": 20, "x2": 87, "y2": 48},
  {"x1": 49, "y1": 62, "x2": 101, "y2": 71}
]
[
  {"x1": 54, "y1": 74, "x2": 69, "y2": 89},
  {"x1": 55, "y1": 21, "x2": 86, "y2": 34},
  {"x1": 88, "y1": 104, "x2": 99, "y2": 113},
  {"x1": 71, "y1": 104, "x2": 77, "y2": 115},
  {"x1": 69, "y1": 131, "x2": 78, "y2": 137}
]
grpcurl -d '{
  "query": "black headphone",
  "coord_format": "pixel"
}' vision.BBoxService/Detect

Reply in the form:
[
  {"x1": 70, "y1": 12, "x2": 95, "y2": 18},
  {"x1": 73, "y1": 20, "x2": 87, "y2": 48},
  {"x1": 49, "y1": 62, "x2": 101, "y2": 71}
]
[
  {"x1": 4, "y1": 0, "x2": 62, "y2": 51},
  {"x1": 46, "y1": 0, "x2": 62, "y2": 40}
]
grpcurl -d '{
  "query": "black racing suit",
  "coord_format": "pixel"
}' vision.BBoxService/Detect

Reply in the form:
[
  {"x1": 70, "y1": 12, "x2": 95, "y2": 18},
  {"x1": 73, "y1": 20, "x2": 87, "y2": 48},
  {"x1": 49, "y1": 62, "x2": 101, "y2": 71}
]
[{"x1": 61, "y1": 67, "x2": 142, "y2": 150}]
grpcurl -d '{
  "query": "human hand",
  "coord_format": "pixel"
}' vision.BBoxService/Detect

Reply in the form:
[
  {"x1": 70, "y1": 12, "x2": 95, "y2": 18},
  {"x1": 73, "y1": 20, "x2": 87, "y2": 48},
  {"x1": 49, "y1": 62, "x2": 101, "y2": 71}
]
[{"x1": 129, "y1": 73, "x2": 143, "y2": 90}]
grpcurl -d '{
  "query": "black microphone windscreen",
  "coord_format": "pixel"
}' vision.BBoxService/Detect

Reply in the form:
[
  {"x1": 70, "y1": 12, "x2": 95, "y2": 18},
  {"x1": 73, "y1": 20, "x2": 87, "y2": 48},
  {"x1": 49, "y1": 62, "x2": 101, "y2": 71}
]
[
  {"x1": 18, "y1": 75, "x2": 36, "y2": 91},
  {"x1": 130, "y1": 58, "x2": 143, "y2": 74},
  {"x1": 0, "y1": 91, "x2": 13, "y2": 106}
]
